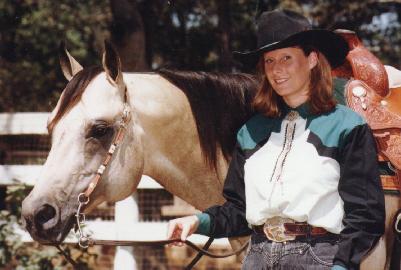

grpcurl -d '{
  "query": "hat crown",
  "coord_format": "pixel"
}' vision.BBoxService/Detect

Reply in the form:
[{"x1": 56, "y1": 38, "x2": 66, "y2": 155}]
[
  {"x1": 233, "y1": 9, "x2": 349, "y2": 69},
  {"x1": 257, "y1": 10, "x2": 312, "y2": 48}
]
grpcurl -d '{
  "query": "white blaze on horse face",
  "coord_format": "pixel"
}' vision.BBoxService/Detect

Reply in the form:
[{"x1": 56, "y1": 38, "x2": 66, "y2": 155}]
[{"x1": 31, "y1": 107, "x2": 87, "y2": 207}]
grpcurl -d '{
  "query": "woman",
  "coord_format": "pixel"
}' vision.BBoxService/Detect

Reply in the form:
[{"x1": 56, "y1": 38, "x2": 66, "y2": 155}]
[{"x1": 167, "y1": 9, "x2": 385, "y2": 270}]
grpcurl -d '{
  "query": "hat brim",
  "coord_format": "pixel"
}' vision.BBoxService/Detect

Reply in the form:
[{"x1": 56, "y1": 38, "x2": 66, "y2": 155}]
[{"x1": 233, "y1": 29, "x2": 349, "y2": 69}]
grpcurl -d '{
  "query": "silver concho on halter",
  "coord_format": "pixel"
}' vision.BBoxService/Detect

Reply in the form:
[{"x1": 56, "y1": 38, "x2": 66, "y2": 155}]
[{"x1": 263, "y1": 216, "x2": 296, "y2": 242}]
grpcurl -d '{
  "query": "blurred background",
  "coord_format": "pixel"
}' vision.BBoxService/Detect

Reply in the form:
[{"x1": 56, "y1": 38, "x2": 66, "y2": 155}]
[
  {"x1": 0, "y1": 0, "x2": 400, "y2": 112},
  {"x1": 0, "y1": 0, "x2": 400, "y2": 269}
]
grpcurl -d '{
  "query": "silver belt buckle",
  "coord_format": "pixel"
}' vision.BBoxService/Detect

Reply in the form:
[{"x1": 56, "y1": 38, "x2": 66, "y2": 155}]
[{"x1": 263, "y1": 217, "x2": 296, "y2": 242}]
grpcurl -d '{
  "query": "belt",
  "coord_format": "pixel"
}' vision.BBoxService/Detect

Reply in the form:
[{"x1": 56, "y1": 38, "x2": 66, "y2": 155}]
[
  {"x1": 252, "y1": 220, "x2": 331, "y2": 242},
  {"x1": 253, "y1": 223, "x2": 327, "y2": 236}
]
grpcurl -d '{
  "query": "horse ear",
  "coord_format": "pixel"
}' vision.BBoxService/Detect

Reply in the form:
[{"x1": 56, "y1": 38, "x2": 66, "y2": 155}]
[
  {"x1": 102, "y1": 40, "x2": 124, "y2": 87},
  {"x1": 59, "y1": 41, "x2": 83, "y2": 81}
]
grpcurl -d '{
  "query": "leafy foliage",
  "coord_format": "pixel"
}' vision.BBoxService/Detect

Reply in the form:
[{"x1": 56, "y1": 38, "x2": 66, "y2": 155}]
[
  {"x1": 0, "y1": 183, "x2": 96, "y2": 269},
  {"x1": 0, "y1": 0, "x2": 110, "y2": 112},
  {"x1": 0, "y1": 0, "x2": 400, "y2": 112},
  {"x1": 0, "y1": 210, "x2": 22, "y2": 266}
]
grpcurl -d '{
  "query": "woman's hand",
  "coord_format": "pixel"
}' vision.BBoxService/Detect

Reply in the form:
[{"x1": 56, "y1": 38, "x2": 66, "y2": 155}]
[{"x1": 167, "y1": 215, "x2": 200, "y2": 246}]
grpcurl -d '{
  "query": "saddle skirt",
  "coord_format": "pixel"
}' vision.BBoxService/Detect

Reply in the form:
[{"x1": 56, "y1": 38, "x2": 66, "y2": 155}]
[
  {"x1": 346, "y1": 80, "x2": 401, "y2": 169},
  {"x1": 333, "y1": 30, "x2": 401, "y2": 192}
]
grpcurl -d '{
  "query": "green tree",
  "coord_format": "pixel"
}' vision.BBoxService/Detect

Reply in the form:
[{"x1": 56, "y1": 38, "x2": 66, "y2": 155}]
[
  {"x1": 0, "y1": 0, "x2": 110, "y2": 112},
  {"x1": 0, "y1": 0, "x2": 400, "y2": 112}
]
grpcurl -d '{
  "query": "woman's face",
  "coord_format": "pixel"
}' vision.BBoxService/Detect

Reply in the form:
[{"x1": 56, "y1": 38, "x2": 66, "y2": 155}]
[{"x1": 263, "y1": 47, "x2": 317, "y2": 107}]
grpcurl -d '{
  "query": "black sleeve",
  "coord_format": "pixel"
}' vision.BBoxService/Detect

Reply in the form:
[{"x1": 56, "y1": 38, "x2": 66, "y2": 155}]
[
  {"x1": 334, "y1": 124, "x2": 385, "y2": 269},
  {"x1": 204, "y1": 143, "x2": 253, "y2": 238}
]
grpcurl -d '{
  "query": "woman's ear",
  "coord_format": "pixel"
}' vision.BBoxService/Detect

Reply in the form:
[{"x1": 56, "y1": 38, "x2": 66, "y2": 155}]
[{"x1": 308, "y1": 51, "x2": 318, "y2": 70}]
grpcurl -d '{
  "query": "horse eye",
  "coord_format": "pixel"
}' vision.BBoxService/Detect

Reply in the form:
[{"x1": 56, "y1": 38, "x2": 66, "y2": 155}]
[{"x1": 90, "y1": 125, "x2": 112, "y2": 138}]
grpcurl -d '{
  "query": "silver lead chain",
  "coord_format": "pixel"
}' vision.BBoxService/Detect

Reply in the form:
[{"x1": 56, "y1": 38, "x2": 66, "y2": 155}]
[{"x1": 76, "y1": 193, "x2": 91, "y2": 248}]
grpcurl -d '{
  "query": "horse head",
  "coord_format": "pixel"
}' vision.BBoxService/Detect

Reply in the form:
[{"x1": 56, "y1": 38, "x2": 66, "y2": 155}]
[{"x1": 21, "y1": 41, "x2": 144, "y2": 244}]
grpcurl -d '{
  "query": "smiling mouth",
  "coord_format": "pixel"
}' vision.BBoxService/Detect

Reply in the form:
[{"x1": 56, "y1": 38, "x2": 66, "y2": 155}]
[{"x1": 274, "y1": 78, "x2": 289, "y2": 84}]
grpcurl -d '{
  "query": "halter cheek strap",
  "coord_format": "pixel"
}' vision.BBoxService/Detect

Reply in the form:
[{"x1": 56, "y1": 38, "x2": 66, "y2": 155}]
[
  {"x1": 75, "y1": 104, "x2": 131, "y2": 248},
  {"x1": 83, "y1": 105, "x2": 131, "y2": 198}
]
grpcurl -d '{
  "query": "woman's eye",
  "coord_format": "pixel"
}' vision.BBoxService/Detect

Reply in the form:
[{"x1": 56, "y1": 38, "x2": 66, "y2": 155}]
[
  {"x1": 265, "y1": 59, "x2": 273, "y2": 64},
  {"x1": 283, "y1": 55, "x2": 291, "y2": 61}
]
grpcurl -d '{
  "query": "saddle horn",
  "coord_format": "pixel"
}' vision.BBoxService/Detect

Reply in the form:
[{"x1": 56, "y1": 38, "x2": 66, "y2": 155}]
[{"x1": 332, "y1": 29, "x2": 389, "y2": 97}]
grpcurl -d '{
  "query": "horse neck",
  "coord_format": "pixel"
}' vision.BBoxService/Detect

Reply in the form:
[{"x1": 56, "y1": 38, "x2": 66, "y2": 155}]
[{"x1": 124, "y1": 73, "x2": 227, "y2": 209}]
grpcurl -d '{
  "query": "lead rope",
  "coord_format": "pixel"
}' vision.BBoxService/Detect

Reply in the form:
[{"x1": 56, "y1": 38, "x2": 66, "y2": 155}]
[
  {"x1": 55, "y1": 245, "x2": 80, "y2": 268},
  {"x1": 70, "y1": 192, "x2": 248, "y2": 268},
  {"x1": 74, "y1": 185, "x2": 247, "y2": 269},
  {"x1": 185, "y1": 237, "x2": 215, "y2": 270},
  {"x1": 55, "y1": 238, "x2": 249, "y2": 269}
]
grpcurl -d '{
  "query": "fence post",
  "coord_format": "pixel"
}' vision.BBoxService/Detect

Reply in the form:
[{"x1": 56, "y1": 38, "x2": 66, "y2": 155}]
[{"x1": 114, "y1": 193, "x2": 139, "y2": 270}]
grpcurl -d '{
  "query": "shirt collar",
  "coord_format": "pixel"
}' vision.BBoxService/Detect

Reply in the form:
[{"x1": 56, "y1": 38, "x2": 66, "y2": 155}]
[{"x1": 281, "y1": 101, "x2": 311, "y2": 119}]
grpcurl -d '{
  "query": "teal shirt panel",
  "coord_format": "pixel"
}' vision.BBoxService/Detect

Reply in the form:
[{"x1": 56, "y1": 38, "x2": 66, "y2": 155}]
[
  {"x1": 195, "y1": 213, "x2": 211, "y2": 235},
  {"x1": 236, "y1": 114, "x2": 282, "y2": 150},
  {"x1": 333, "y1": 77, "x2": 348, "y2": 105},
  {"x1": 307, "y1": 105, "x2": 366, "y2": 149},
  {"x1": 237, "y1": 104, "x2": 366, "y2": 152}
]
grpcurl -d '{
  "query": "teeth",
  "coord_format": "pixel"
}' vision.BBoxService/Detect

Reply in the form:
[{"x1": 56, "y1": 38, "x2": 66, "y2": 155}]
[{"x1": 275, "y1": 79, "x2": 287, "y2": 84}]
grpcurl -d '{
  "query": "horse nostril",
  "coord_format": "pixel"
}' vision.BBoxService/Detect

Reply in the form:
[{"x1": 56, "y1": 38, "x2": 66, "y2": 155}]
[{"x1": 34, "y1": 204, "x2": 57, "y2": 228}]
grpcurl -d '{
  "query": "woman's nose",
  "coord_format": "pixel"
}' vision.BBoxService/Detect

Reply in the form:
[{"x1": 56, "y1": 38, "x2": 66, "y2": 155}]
[{"x1": 271, "y1": 62, "x2": 285, "y2": 75}]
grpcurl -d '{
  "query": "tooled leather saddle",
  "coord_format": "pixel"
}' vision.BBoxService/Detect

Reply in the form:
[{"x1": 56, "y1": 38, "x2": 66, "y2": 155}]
[{"x1": 332, "y1": 29, "x2": 401, "y2": 193}]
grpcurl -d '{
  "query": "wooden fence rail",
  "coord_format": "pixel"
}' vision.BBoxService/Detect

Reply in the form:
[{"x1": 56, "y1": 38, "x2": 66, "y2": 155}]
[{"x1": 0, "y1": 112, "x2": 230, "y2": 248}]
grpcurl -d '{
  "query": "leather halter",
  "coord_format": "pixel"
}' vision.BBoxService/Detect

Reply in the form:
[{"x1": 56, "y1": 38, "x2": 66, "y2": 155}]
[{"x1": 74, "y1": 102, "x2": 131, "y2": 248}]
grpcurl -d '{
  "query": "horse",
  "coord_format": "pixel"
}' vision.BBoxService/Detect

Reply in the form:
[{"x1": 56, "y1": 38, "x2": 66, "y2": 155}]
[
  {"x1": 21, "y1": 41, "x2": 256, "y2": 250},
  {"x1": 21, "y1": 41, "x2": 399, "y2": 269}
]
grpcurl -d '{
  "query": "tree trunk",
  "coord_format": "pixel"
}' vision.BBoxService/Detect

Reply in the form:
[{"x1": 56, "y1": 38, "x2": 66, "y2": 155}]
[
  {"x1": 109, "y1": 0, "x2": 149, "y2": 71},
  {"x1": 217, "y1": 0, "x2": 232, "y2": 72}
]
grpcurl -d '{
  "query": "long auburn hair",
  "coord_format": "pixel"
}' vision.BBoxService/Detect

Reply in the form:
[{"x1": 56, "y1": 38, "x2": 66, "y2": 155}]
[{"x1": 252, "y1": 44, "x2": 336, "y2": 117}]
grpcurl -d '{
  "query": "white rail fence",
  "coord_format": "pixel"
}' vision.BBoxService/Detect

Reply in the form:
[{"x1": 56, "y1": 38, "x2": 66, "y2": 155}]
[{"x1": 0, "y1": 112, "x2": 230, "y2": 269}]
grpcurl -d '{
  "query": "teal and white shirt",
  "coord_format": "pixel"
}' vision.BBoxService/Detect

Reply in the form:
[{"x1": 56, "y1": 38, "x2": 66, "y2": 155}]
[{"x1": 197, "y1": 102, "x2": 385, "y2": 270}]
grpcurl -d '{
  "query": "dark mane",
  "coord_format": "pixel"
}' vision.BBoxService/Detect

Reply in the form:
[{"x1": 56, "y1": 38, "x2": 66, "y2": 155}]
[
  {"x1": 158, "y1": 69, "x2": 258, "y2": 169},
  {"x1": 48, "y1": 66, "x2": 103, "y2": 134},
  {"x1": 48, "y1": 66, "x2": 259, "y2": 171}
]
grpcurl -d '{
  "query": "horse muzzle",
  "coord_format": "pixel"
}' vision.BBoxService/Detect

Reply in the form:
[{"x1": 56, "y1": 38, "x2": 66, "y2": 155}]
[{"x1": 21, "y1": 194, "x2": 74, "y2": 244}]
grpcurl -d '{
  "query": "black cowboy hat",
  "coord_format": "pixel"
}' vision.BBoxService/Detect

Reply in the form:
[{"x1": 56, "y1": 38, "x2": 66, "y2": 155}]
[{"x1": 234, "y1": 9, "x2": 349, "y2": 68}]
